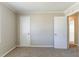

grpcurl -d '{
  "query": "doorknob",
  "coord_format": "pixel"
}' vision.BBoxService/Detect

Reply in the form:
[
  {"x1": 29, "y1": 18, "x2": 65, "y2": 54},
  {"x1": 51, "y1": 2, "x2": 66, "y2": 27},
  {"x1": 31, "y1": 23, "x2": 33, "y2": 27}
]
[
  {"x1": 28, "y1": 33, "x2": 30, "y2": 35},
  {"x1": 54, "y1": 33, "x2": 57, "y2": 35}
]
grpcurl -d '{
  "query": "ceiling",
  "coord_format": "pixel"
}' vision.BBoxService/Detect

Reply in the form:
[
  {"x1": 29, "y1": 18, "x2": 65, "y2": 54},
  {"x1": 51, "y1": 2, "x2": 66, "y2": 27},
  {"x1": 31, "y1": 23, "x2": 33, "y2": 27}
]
[{"x1": 2, "y1": 2, "x2": 75, "y2": 14}]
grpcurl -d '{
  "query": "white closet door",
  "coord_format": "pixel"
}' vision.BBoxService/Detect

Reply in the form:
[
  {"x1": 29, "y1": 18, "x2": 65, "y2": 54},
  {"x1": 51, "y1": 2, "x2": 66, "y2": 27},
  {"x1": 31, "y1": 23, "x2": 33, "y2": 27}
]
[
  {"x1": 20, "y1": 16, "x2": 30, "y2": 46},
  {"x1": 54, "y1": 16, "x2": 67, "y2": 49},
  {"x1": 31, "y1": 15, "x2": 53, "y2": 47}
]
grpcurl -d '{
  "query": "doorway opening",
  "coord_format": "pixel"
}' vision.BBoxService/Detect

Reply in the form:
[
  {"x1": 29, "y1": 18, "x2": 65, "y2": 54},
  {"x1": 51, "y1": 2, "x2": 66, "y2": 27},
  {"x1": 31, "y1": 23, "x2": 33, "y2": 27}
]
[{"x1": 67, "y1": 14, "x2": 78, "y2": 48}]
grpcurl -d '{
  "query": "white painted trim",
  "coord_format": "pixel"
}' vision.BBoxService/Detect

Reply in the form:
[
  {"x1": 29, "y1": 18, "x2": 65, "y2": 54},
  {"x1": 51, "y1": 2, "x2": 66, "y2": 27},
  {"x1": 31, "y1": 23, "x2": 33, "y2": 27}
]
[
  {"x1": 64, "y1": 3, "x2": 78, "y2": 13},
  {"x1": 16, "y1": 45, "x2": 31, "y2": 47},
  {"x1": 16, "y1": 45, "x2": 67, "y2": 49},
  {"x1": 1, "y1": 46, "x2": 16, "y2": 57},
  {"x1": 64, "y1": 2, "x2": 79, "y2": 16},
  {"x1": 65, "y1": 9, "x2": 79, "y2": 16},
  {"x1": 31, "y1": 45, "x2": 53, "y2": 47},
  {"x1": 16, "y1": 11, "x2": 64, "y2": 15},
  {"x1": 16, "y1": 45, "x2": 53, "y2": 47}
]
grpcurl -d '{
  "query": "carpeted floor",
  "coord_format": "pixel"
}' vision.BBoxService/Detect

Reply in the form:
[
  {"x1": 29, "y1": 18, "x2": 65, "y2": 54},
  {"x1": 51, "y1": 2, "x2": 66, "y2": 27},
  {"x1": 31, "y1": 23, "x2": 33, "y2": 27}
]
[{"x1": 5, "y1": 47, "x2": 79, "y2": 57}]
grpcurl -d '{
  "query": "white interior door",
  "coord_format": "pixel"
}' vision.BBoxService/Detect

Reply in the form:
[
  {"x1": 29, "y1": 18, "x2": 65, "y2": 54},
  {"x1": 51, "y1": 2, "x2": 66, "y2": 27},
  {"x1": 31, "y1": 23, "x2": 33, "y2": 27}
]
[
  {"x1": 20, "y1": 16, "x2": 30, "y2": 46},
  {"x1": 54, "y1": 16, "x2": 67, "y2": 49}
]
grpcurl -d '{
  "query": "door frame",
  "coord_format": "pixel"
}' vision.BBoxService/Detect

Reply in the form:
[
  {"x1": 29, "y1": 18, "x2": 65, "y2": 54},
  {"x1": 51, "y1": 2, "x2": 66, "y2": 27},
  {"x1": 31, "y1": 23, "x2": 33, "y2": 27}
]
[{"x1": 67, "y1": 15, "x2": 78, "y2": 48}]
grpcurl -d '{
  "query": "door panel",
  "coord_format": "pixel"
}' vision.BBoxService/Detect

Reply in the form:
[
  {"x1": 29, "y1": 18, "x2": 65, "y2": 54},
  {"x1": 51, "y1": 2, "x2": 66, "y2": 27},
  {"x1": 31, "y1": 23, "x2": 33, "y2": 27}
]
[
  {"x1": 20, "y1": 16, "x2": 30, "y2": 46},
  {"x1": 31, "y1": 15, "x2": 53, "y2": 45},
  {"x1": 54, "y1": 16, "x2": 67, "y2": 49}
]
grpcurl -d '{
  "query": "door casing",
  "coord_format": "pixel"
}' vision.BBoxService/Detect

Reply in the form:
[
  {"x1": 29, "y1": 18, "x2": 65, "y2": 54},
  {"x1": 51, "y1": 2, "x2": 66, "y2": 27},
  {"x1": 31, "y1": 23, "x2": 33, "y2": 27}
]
[{"x1": 67, "y1": 15, "x2": 78, "y2": 48}]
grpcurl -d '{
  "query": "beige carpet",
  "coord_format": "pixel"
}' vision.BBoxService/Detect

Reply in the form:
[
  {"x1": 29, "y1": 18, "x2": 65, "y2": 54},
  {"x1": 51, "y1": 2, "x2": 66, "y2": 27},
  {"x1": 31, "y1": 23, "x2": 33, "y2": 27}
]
[{"x1": 5, "y1": 47, "x2": 79, "y2": 57}]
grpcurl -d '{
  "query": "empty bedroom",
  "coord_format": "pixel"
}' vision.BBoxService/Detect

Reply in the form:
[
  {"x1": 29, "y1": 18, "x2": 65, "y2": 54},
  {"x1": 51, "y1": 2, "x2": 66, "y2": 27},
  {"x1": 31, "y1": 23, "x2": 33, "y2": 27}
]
[{"x1": 0, "y1": 1, "x2": 79, "y2": 57}]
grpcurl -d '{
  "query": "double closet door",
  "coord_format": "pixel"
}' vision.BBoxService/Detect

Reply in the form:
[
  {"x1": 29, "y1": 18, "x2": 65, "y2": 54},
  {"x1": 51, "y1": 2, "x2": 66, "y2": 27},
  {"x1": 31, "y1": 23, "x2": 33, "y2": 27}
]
[
  {"x1": 19, "y1": 16, "x2": 67, "y2": 48},
  {"x1": 20, "y1": 15, "x2": 53, "y2": 47}
]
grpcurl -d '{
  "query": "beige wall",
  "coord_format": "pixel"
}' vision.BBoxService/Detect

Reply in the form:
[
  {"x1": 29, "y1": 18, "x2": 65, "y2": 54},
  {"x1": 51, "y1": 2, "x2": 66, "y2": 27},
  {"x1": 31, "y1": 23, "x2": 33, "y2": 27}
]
[
  {"x1": 0, "y1": 4, "x2": 16, "y2": 56},
  {"x1": 17, "y1": 13, "x2": 64, "y2": 46}
]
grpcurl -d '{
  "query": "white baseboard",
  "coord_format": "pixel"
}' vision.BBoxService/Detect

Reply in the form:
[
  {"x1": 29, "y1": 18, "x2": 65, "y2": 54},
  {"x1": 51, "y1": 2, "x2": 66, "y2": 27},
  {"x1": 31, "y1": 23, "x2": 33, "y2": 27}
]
[
  {"x1": 16, "y1": 45, "x2": 53, "y2": 47},
  {"x1": 2, "y1": 46, "x2": 16, "y2": 57},
  {"x1": 31, "y1": 45, "x2": 53, "y2": 47},
  {"x1": 16, "y1": 45, "x2": 31, "y2": 47}
]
